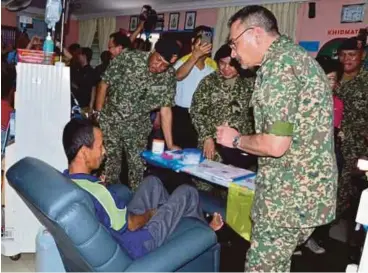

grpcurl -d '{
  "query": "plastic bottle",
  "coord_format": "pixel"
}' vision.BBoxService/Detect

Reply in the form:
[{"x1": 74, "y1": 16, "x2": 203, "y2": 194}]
[
  {"x1": 43, "y1": 32, "x2": 54, "y2": 53},
  {"x1": 43, "y1": 32, "x2": 54, "y2": 65}
]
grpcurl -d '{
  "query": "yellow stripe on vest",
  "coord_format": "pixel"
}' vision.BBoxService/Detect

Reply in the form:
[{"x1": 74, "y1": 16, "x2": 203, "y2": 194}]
[{"x1": 72, "y1": 179, "x2": 127, "y2": 231}]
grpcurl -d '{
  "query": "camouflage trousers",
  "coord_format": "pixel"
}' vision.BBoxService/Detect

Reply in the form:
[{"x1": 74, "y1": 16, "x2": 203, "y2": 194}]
[
  {"x1": 101, "y1": 118, "x2": 151, "y2": 190},
  {"x1": 337, "y1": 134, "x2": 367, "y2": 216},
  {"x1": 245, "y1": 220, "x2": 314, "y2": 272}
]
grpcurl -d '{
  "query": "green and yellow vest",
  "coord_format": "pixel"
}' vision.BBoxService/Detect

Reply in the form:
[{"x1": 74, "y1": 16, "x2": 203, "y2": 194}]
[{"x1": 72, "y1": 179, "x2": 127, "y2": 231}]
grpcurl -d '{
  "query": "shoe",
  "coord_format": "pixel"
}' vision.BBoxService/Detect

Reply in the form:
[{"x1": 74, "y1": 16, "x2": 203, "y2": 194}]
[{"x1": 305, "y1": 238, "x2": 325, "y2": 254}]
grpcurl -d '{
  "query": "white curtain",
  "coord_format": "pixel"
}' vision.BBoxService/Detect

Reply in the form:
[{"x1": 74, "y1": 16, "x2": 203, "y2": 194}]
[
  {"x1": 78, "y1": 19, "x2": 97, "y2": 48},
  {"x1": 212, "y1": 2, "x2": 302, "y2": 56},
  {"x1": 97, "y1": 17, "x2": 117, "y2": 52}
]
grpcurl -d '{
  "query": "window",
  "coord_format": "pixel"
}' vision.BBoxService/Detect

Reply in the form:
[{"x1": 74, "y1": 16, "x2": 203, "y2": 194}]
[
  {"x1": 90, "y1": 30, "x2": 100, "y2": 67},
  {"x1": 1, "y1": 26, "x2": 17, "y2": 47},
  {"x1": 18, "y1": 17, "x2": 47, "y2": 40}
]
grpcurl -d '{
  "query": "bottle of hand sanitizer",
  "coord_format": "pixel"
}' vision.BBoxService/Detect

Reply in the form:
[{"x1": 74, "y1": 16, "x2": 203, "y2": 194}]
[
  {"x1": 43, "y1": 32, "x2": 54, "y2": 64},
  {"x1": 43, "y1": 32, "x2": 54, "y2": 53}
]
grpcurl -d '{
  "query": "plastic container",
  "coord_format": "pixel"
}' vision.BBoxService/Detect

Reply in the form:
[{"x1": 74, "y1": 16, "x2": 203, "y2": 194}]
[
  {"x1": 17, "y1": 49, "x2": 54, "y2": 65},
  {"x1": 43, "y1": 32, "x2": 54, "y2": 65}
]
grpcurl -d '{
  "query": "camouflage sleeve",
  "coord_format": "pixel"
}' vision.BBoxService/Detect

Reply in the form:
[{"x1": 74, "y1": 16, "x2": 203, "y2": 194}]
[
  {"x1": 261, "y1": 64, "x2": 298, "y2": 137},
  {"x1": 159, "y1": 69, "x2": 176, "y2": 107},
  {"x1": 191, "y1": 76, "x2": 216, "y2": 146},
  {"x1": 101, "y1": 54, "x2": 124, "y2": 86}
]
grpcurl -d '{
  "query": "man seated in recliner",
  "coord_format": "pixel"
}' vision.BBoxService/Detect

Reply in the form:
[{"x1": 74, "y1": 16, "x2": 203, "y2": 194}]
[{"x1": 62, "y1": 118, "x2": 223, "y2": 259}]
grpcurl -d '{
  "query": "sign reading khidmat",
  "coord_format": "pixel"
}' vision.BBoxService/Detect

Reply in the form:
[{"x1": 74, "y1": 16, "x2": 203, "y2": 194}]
[{"x1": 327, "y1": 29, "x2": 361, "y2": 36}]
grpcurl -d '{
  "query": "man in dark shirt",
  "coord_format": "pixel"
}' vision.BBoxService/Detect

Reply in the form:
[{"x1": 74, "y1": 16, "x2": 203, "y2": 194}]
[
  {"x1": 73, "y1": 47, "x2": 98, "y2": 109},
  {"x1": 62, "y1": 118, "x2": 223, "y2": 259}
]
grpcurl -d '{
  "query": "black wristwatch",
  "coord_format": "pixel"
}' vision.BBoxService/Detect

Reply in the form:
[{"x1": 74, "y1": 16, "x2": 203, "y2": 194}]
[{"x1": 233, "y1": 135, "x2": 241, "y2": 148}]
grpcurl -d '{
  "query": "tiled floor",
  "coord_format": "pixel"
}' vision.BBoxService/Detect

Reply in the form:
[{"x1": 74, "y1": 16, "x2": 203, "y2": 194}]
[{"x1": 1, "y1": 253, "x2": 35, "y2": 272}]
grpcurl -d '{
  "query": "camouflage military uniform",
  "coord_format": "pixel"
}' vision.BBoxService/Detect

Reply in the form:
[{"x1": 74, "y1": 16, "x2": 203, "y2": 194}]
[
  {"x1": 246, "y1": 36, "x2": 338, "y2": 272},
  {"x1": 191, "y1": 72, "x2": 254, "y2": 193},
  {"x1": 100, "y1": 50, "x2": 176, "y2": 189},
  {"x1": 191, "y1": 72, "x2": 255, "y2": 151},
  {"x1": 334, "y1": 69, "x2": 368, "y2": 216}
]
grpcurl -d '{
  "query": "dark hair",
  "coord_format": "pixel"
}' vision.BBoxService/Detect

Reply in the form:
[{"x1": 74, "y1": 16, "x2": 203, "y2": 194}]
[
  {"x1": 228, "y1": 5, "x2": 279, "y2": 34},
  {"x1": 214, "y1": 44, "x2": 242, "y2": 73},
  {"x1": 192, "y1": 25, "x2": 213, "y2": 44},
  {"x1": 316, "y1": 55, "x2": 343, "y2": 81},
  {"x1": 68, "y1": 43, "x2": 80, "y2": 54},
  {"x1": 80, "y1": 47, "x2": 93, "y2": 63},
  {"x1": 110, "y1": 32, "x2": 132, "y2": 49},
  {"x1": 62, "y1": 119, "x2": 99, "y2": 164},
  {"x1": 100, "y1": 50, "x2": 111, "y2": 64}
]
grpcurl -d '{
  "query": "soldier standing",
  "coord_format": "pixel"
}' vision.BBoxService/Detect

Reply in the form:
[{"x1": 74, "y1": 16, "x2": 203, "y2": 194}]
[
  {"x1": 94, "y1": 38, "x2": 180, "y2": 189},
  {"x1": 191, "y1": 44, "x2": 255, "y2": 169},
  {"x1": 217, "y1": 6, "x2": 337, "y2": 272},
  {"x1": 335, "y1": 38, "x2": 368, "y2": 215}
]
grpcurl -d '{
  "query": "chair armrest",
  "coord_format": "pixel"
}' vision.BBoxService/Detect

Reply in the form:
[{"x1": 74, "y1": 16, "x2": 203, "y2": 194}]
[{"x1": 125, "y1": 223, "x2": 217, "y2": 272}]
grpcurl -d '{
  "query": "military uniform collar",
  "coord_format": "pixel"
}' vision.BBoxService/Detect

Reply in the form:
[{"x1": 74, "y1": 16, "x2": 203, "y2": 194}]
[
  {"x1": 260, "y1": 35, "x2": 290, "y2": 67},
  {"x1": 342, "y1": 67, "x2": 367, "y2": 84}
]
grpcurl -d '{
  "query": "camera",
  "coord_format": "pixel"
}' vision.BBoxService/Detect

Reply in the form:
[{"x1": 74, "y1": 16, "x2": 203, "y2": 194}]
[{"x1": 139, "y1": 5, "x2": 164, "y2": 32}]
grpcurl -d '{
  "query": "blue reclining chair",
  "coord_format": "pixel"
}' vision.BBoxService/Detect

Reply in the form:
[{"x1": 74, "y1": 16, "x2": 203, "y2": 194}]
[{"x1": 6, "y1": 157, "x2": 220, "y2": 272}]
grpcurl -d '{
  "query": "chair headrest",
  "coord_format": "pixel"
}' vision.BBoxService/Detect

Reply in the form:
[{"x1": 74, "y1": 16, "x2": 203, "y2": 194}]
[{"x1": 6, "y1": 157, "x2": 94, "y2": 220}]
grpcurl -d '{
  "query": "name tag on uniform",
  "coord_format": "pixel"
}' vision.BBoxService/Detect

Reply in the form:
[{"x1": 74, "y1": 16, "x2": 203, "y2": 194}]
[{"x1": 151, "y1": 85, "x2": 166, "y2": 92}]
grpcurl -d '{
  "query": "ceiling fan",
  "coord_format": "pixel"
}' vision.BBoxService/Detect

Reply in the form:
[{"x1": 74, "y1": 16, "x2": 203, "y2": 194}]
[{"x1": 5, "y1": 0, "x2": 32, "y2": 11}]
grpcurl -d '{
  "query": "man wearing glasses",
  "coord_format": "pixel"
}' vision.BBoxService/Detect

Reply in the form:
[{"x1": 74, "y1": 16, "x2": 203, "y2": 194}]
[
  {"x1": 216, "y1": 6, "x2": 337, "y2": 272},
  {"x1": 94, "y1": 38, "x2": 180, "y2": 190}
]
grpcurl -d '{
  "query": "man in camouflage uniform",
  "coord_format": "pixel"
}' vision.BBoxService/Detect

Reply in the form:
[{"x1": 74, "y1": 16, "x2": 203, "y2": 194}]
[
  {"x1": 335, "y1": 38, "x2": 368, "y2": 216},
  {"x1": 217, "y1": 6, "x2": 337, "y2": 272},
  {"x1": 191, "y1": 44, "x2": 255, "y2": 168},
  {"x1": 94, "y1": 38, "x2": 180, "y2": 189}
]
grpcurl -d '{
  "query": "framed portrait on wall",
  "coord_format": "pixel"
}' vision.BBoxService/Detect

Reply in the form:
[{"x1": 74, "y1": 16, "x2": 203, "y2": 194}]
[
  {"x1": 154, "y1": 14, "x2": 165, "y2": 31},
  {"x1": 129, "y1": 16, "x2": 138, "y2": 31},
  {"x1": 184, "y1": 11, "x2": 196, "y2": 30},
  {"x1": 341, "y1": 4, "x2": 365, "y2": 23},
  {"x1": 169, "y1": 13, "x2": 180, "y2": 31}
]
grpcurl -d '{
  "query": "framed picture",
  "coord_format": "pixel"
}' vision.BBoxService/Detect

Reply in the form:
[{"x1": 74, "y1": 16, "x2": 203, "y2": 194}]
[
  {"x1": 341, "y1": 4, "x2": 365, "y2": 23},
  {"x1": 168, "y1": 13, "x2": 180, "y2": 31},
  {"x1": 129, "y1": 16, "x2": 138, "y2": 31},
  {"x1": 184, "y1": 11, "x2": 196, "y2": 30},
  {"x1": 155, "y1": 14, "x2": 165, "y2": 31}
]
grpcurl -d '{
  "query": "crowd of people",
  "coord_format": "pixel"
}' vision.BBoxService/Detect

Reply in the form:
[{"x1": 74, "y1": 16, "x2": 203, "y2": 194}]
[{"x1": 1, "y1": 5, "x2": 368, "y2": 272}]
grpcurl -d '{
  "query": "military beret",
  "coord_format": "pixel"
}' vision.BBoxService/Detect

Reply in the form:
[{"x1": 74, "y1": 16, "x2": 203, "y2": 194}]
[{"x1": 338, "y1": 37, "x2": 362, "y2": 52}]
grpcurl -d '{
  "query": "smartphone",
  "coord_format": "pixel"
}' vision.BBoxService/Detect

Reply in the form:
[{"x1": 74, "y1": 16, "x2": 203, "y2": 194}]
[{"x1": 201, "y1": 32, "x2": 212, "y2": 45}]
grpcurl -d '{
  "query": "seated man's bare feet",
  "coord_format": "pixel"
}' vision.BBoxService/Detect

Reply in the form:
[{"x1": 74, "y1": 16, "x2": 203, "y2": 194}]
[{"x1": 209, "y1": 212, "x2": 224, "y2": 231}]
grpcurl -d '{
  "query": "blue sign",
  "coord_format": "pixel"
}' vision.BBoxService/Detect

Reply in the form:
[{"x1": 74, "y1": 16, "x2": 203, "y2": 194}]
[{"x1": 299, "y1": 41, "x2": 320, "y2": 52}]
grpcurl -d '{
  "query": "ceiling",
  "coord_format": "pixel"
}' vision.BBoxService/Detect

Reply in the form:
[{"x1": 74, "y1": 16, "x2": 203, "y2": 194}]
[{"x1": 8, "y1": 0, "x2": 306, "y2": 19}]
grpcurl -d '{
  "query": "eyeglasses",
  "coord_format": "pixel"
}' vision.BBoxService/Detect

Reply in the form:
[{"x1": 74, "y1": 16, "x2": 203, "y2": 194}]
[{"x1": 228, "y1": 27, "x2": 254, "y2": 49}]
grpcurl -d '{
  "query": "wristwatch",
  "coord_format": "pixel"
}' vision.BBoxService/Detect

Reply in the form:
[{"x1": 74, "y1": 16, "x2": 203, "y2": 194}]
[
  {"x1": 233, "y1": 135, "x2": 241, "y2": 148},
  {"x1": 92, "y1": 110, "x2": 101, "y2": 121}
]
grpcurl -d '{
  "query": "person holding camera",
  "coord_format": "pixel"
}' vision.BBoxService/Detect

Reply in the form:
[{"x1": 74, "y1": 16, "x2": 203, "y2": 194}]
[
  {"x1": 172, "y1": 26, "x2": 217, "y2": 149},
  {"x1": 93, "y1": 37, "x2": 180, "y2": 190}
]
